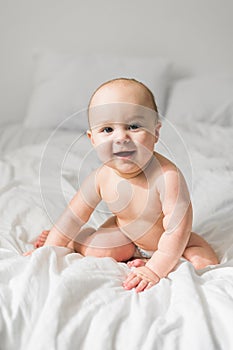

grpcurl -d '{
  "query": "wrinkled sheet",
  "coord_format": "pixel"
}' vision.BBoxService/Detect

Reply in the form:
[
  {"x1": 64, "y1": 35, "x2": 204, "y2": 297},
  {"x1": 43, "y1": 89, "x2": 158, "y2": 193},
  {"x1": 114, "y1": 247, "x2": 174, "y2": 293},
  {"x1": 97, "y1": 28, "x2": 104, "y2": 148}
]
[{"x1": 0, "y1": 122, "x2": 233, "y2": 350}]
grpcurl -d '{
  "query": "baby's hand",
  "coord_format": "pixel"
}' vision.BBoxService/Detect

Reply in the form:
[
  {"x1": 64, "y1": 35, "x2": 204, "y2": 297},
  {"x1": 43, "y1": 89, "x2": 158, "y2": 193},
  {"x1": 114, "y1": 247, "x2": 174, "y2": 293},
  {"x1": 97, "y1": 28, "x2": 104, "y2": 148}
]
[
  {"x1": 23, "y1": 249, "x2": 36, "y2": 256},
  {"x1": 34, "y1": 230, "x2": 50, "y2": 248},
  {"x1": 123, "y1": 265, "x2": 160, "y2": 293},
  {"x1": 23, "y1": 228, "x2": 50, "y2": 256}
]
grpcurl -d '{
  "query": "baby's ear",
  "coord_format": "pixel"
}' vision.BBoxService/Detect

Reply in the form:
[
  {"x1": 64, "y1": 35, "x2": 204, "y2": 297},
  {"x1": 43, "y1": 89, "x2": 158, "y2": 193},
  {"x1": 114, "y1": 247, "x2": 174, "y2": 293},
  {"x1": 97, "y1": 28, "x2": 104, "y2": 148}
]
[
  {"x1": 87, "y1": 129, "x2": 95, "y2": 145},
  {"x1": 155, "y1": 121, "x2": 162, "y2": 139},
  {"x1": 87, "y1": 129, "x2": 92, "y2": 139}
]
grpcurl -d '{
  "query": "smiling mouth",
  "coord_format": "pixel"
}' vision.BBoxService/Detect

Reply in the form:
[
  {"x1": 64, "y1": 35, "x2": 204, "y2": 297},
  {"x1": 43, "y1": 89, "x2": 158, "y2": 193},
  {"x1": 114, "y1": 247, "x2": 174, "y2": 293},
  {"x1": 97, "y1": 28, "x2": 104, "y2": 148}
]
[{"x1": 114, "y1": 151, "x2": 136, "y2": 158}]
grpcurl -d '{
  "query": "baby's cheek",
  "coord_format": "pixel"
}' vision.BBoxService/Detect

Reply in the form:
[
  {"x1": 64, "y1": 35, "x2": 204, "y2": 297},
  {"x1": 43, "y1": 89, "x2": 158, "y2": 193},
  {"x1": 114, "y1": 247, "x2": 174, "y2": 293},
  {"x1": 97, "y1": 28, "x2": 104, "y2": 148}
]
[
  {"x1": 136, "y1": 141, "x2": 154, "y2": 165},
  {"x1": 95, "y1": 142, "x2": 113, "y2": 164}
]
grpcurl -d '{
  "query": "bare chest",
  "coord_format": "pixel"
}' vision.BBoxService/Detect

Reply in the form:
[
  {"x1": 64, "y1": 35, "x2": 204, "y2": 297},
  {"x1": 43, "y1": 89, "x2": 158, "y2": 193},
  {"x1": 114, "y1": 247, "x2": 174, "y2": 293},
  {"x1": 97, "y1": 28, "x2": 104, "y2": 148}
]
[{"x1": 100, "y1": 177, "x2": 162, "y2": 222}]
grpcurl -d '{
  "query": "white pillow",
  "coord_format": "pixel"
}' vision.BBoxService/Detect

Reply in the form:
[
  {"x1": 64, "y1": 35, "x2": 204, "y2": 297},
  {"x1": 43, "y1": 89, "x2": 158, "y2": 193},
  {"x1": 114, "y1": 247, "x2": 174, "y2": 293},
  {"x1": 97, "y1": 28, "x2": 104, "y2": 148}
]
[
  {"x1": 24, "y1": 52, "x2": 172, "y2": 130},
  {"x1": 166, "y1": 76, "x2": 233, "y2": 126}
]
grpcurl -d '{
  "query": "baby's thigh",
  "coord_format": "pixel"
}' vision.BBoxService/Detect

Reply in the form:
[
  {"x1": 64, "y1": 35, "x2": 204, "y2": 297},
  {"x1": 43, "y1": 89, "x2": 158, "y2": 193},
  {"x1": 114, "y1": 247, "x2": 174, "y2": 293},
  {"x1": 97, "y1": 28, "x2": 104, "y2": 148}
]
[
  {"x1": 74, "y1": 216, "x2": 136, "y2": 261},
  {"x1": 93, "y1": 216, "x2": 134, "y2": 248}
]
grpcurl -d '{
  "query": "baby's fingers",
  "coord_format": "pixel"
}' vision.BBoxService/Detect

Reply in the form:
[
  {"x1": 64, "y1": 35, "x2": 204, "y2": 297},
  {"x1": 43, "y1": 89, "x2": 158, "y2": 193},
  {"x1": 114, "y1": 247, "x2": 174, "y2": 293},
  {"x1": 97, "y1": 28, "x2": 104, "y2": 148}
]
[
  {"x1": 144, "y1": 281, "x2": 155, "y2": 291},
  {"x1": 123, "y1": 271, "x2": 135, "y2": 284},
  {"x1": 34, "y1": 230, "x2": 50, "y2": 248},
  {"x1": 135, "y1": 279, "x2": 149, "y2": 293},
  {"x1": 123, "y1": 273, "x2": 140, "y2": 290},
  {"x1": 23, "y1": 249, "x2": 35, "y2": 256}
]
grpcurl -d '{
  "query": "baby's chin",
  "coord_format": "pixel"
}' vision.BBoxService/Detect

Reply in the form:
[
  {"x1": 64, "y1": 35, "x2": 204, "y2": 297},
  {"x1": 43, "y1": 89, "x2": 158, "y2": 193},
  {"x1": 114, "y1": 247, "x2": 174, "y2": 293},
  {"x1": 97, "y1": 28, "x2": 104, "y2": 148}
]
[{"x1": 104, "y1": 161, "x2": 144, "y2": 179}]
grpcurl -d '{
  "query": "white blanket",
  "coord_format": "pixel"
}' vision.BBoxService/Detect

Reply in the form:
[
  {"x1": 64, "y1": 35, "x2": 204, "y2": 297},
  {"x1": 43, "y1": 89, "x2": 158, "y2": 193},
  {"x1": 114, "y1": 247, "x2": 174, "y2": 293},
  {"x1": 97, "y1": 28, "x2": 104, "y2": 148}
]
[{"x1": 0, "y1": 122, "x2": 233, "y2": 350}]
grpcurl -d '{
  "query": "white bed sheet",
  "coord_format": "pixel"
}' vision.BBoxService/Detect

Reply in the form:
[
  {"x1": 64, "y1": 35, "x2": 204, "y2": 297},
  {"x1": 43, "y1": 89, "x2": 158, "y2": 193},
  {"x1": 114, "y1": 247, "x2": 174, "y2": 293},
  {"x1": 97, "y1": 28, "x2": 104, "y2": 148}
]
[{"x1": 0, "y1": 122, "x2": 233, "y2": 350}]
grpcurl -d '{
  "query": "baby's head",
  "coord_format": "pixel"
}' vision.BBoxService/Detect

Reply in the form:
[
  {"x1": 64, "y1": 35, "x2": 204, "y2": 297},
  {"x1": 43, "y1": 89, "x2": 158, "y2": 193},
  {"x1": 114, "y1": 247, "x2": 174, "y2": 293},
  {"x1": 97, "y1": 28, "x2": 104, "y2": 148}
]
[
  {"x1": 88, "y1": 77, "x2": 159, "y2": 124},
  {"x1": 87, "y1": 78, "x2": 161, "y2": 176}
]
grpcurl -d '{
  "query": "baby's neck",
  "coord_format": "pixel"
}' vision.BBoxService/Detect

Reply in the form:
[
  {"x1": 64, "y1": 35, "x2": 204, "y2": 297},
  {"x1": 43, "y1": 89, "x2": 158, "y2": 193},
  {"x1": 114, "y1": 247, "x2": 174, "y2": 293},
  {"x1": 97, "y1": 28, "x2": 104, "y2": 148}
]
[{"x1": 114, "y1": 167, "x2": 144, "y2": 179}]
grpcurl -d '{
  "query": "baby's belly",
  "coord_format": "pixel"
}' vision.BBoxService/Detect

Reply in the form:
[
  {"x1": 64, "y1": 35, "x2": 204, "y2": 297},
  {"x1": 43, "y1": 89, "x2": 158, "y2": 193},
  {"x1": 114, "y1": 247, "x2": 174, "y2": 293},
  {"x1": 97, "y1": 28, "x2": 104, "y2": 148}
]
[{"x1": 117, "y1": 213, "x2": 164, "y2": 251}]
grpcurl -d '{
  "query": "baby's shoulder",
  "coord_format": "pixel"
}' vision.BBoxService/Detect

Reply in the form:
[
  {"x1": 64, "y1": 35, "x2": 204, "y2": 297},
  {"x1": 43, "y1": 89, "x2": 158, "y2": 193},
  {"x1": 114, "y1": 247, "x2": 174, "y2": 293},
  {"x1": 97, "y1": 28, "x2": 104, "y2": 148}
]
[
  {"x1": 154, "y1": 152, "x2": 179, "y2": 174},
  {"x1": 94, "y1": 165, "x2": 113, "y2": 185},
  {"x1": 154, "y1": 152, "x2": 188, "y2": 192}
]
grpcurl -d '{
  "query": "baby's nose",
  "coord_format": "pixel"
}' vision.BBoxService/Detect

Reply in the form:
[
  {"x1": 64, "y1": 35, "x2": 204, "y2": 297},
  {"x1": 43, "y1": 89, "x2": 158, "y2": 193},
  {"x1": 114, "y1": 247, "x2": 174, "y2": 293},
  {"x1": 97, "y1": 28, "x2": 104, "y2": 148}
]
[{"x1": 115, "y1": 129, "x2": 130, "y2": 144}]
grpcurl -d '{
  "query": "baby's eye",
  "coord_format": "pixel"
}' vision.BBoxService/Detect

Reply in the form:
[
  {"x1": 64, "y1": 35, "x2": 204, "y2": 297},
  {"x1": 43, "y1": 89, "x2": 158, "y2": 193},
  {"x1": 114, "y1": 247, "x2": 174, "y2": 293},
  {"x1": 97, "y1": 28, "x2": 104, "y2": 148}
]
[
  {"x1": 128, "y1": 124, "x2": 141, "y2": 130},
  {"x1": 102, "y1": 127, "x2": 113, "y2": 133}
]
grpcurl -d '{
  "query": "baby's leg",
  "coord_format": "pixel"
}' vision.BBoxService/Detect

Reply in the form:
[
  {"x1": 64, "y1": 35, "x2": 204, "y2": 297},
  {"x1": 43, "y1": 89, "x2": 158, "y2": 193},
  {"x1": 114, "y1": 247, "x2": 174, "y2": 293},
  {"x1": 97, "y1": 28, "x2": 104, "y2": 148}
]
[
  {"x1": 34, "y1": 217, "x2": 135, "y2": 262},
  {"x1": 69, "y1": 216, "x2": 136, "y2": 262},
  {"x1": 183, "y1": 232, "x2": 219, "y2": 269}
]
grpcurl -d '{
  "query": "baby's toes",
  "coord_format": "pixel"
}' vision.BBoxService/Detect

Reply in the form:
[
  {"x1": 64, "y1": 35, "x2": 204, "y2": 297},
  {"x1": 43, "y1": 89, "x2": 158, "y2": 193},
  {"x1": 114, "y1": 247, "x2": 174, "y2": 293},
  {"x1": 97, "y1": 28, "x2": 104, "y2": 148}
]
[{"x1": 127, "y1": 259, "x2": 146, "y2": 268}]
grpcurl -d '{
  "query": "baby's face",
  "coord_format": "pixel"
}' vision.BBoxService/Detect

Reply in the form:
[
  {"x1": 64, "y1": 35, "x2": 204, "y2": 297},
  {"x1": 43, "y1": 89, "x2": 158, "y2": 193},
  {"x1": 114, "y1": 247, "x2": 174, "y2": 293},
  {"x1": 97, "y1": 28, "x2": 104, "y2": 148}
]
[{"x1": 88, "y1": 83, "x2": 160, "y2": 176}]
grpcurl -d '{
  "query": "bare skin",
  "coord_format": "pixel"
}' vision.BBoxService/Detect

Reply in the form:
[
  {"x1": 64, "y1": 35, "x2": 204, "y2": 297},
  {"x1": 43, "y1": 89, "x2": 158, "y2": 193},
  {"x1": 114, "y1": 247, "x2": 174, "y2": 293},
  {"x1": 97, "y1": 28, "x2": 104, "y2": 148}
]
[{"x1": 25, "y1": 79, "x2": 219, "y2": 293}]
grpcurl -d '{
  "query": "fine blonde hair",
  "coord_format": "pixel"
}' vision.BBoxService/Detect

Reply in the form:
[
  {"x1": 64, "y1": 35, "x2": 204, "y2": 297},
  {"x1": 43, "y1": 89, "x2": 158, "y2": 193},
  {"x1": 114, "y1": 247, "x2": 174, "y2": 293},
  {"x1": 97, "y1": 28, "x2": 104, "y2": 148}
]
[{"x1": 88, "y1": 77, "x2": 158, "y2": 113}]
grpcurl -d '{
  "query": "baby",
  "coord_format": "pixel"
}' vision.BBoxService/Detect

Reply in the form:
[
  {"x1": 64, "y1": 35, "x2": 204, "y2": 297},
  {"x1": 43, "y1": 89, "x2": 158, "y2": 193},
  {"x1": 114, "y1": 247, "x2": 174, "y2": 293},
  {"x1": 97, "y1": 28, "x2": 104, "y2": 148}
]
[{"x1": 25, "y1": 78, "x2": 218, "y2": 292}]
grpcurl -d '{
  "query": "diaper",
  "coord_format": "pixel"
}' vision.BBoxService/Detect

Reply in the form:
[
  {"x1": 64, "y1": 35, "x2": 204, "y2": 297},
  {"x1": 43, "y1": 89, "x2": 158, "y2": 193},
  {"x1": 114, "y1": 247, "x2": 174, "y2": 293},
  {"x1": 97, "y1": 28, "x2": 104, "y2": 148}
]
[{"x1": 134, "y1": 246, "x2": 154, "y2": 259}]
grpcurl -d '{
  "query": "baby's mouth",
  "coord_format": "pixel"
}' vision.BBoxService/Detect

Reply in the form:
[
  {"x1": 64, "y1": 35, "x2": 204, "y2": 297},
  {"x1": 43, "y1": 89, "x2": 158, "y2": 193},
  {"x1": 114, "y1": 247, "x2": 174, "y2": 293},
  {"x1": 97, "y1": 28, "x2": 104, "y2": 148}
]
[{"x1": 113, "y1": 151, "x2": 136, "y2": 158}]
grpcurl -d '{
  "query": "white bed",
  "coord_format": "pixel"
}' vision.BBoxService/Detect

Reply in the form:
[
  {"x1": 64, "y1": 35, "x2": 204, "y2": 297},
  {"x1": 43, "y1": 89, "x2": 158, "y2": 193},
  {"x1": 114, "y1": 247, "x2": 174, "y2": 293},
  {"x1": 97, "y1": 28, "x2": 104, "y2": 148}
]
[{"x1": 0, "y1": 53, "x2": 233, "y2": 350}]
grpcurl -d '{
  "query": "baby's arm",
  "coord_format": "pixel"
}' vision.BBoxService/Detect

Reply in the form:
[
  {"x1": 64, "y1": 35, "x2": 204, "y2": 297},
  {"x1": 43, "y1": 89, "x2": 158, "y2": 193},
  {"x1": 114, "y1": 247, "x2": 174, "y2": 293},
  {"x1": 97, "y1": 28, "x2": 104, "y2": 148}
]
[
  {"x1": 43, "y1": 194, "x2": 94, "y2": 248},
  {"x1": 28, "y1": 170, "x2": 101, "y2": 251},
  {"x1": 44, "y1": 169, "x2": 101, "y2": 248},
  {"x1": 124, "y1": 169, "x2": 192, "y2": 291},
  {"x1": 147, "y1": 169, "x2": 192, "y2": 277}
]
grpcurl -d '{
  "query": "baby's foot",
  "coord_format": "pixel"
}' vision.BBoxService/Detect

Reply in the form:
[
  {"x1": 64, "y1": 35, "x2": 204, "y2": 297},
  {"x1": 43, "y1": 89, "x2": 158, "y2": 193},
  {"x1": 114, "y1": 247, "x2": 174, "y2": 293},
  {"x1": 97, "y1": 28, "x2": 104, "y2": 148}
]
[
  {"x1": 34, "y1": 230, "x2": 50, "y2": 248},
  {"x1": 127, "y1": 258, "x2": 147, "y2": 268}
]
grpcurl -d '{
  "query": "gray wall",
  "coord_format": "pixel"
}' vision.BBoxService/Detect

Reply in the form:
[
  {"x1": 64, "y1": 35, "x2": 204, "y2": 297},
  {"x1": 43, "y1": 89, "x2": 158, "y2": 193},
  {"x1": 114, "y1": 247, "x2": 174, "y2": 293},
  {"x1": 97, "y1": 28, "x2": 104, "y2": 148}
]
[{"x1": 1, "y1": 0, "x2": 233, "y2": 125}]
